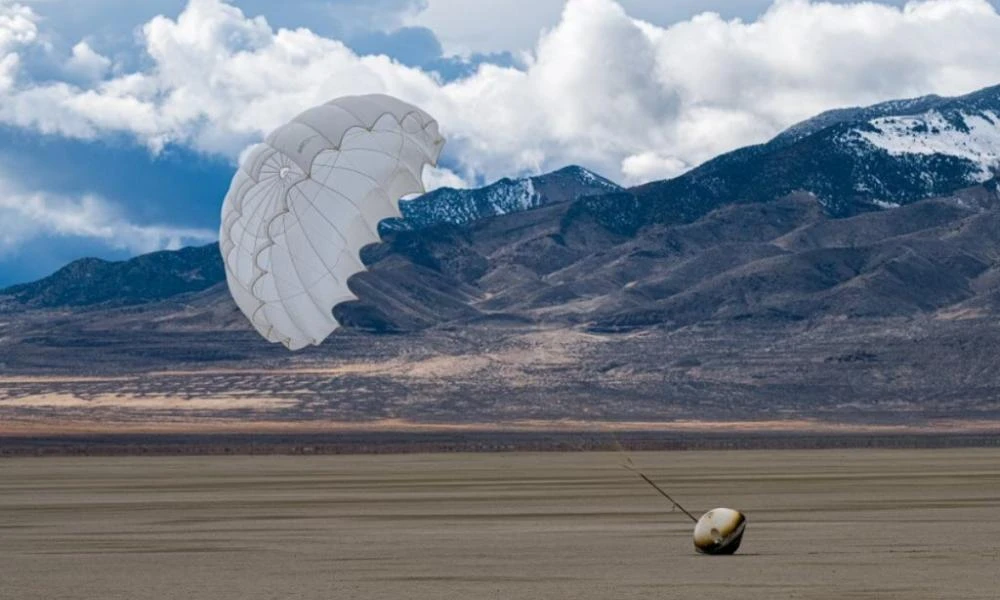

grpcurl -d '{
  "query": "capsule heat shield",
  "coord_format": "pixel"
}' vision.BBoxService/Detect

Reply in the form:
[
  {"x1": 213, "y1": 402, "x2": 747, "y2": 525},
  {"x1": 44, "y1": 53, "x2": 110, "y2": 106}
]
[{"x1": 693, "y1": 508, "x2": 747, "y2": 555}]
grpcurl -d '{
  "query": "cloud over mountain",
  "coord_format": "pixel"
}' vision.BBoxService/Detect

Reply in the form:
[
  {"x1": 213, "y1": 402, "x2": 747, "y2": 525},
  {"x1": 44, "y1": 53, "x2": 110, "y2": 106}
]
[
  {"x1": 2, "y1": 0, "x2": 1000, "y2": 187},
  {"x1": 0, "y1": 172, "x2": 216, "y2": 257}
]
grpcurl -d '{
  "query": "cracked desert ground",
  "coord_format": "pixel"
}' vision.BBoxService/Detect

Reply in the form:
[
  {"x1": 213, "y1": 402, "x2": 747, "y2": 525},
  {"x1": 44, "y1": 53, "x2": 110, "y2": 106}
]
[{"x1": 1, "y1": 449, "x2": 998, "y2": 600}]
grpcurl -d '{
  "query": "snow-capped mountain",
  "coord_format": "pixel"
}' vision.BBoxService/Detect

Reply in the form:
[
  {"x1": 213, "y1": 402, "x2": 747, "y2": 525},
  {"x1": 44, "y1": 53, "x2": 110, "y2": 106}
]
[
  {"x1": 849, "y1": 110, "x2": 1000, "y2": 183},
  {"x1": 576, "y1": 83, "x2": 1000, "y2": 233},
  {"x1": 773, "y1": 94, "x2": 953, "y2": 146},
  {"x1": 382, "y1": 165, "x2": 621, "y2": 232}
]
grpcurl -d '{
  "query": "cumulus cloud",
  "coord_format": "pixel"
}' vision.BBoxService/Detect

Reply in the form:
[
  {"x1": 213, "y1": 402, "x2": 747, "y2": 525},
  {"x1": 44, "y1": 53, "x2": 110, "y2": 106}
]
[
  {"x1": 398, "y1": 0, "x2": 782, "y2": 56},
  {"x1": 0, "y1": 2, "x2": 37, "y2": 91},
  {"x1": 0, "y1": 3, "x2": 36, "y2": 50},
  {"x1": 0, "y1": 175, "x2": 216, "y2": 256},
  {"x1": 3, "y1": 0, "x2": 1000, "y2": 188},
  {"x1": 422, "y1": 165, "x2": 471, "y2": 190},
  {"x1": 621, "y1": 152, "x2": 690, "y2": 183},
  {"x1": 64, "y1": 41, "x2": 112, "y2": 81}
]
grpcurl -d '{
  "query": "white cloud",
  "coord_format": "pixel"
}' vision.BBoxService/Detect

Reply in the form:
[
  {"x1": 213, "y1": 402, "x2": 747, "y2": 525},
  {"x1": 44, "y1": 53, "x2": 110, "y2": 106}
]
[
  {"x1": 0, "y1": 3, "x2": 36, "y2": 51},
  {"x1": 65, "y1": 41, "x2": 112, "y2": 81},
  {"x1": 400, "y1": 0, "x2": 784, "y2": 56},
  {"x1": 0, "y1": 2, "x2": 38, "y2": 91},
  {"x1": 3, "y1": 0, "x2": 1000, "y2": 189},
  {"x1": 0, "y1": 52, "x2": 19, "y2": 91},
  {"x1": 621, "y1": 152, "x2": 689, "y2": 184},
  {"x1": 422, "y1": 165, "x2": 470, "y2": 190},
  {"x1": 0, "y1": 175, "x2": 216, "y2": 256},
  {"x1": 399, "y1": 0, "x2": 945, "y2": 57}
]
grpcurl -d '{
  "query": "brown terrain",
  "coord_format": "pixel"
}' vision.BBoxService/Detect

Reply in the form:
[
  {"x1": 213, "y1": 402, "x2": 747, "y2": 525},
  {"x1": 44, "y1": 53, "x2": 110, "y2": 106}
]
[
  {"x1": 4, "y1": 185, "x2": 1000, "y2": 447},
  {"x1": 2, "y1": 449, "x2": 997, "y2": 600}
]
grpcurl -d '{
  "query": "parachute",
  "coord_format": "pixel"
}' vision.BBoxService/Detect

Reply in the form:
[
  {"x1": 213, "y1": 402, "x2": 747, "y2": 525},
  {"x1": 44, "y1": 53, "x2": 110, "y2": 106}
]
[{"x1": 219, "y1": 95, "x2": 444, "y2": 350}]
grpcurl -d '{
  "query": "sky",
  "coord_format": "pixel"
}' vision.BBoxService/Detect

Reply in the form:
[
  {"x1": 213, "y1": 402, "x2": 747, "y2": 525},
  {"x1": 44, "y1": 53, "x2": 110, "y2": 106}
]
[{"x1": 2, "y1": 0, "x2": 1000, "y2": 286}]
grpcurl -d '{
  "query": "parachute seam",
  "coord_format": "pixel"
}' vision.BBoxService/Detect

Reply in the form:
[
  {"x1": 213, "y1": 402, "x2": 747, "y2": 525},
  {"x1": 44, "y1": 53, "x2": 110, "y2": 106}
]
[
  {"x1": 318, "y1": 152, "x2": 425, "y2": 213},
  {"x1": 301, "y1": 110, "x2": 438, "y2": 161},
  {"x1": 238, "y1": 154, "x2": 305, "y2": 309},
  {"x1": 247, "y1": 182, "x2": 292, "y2": 329},
  {"x1": 283, "y1": 184, "x2": 361, "y2": 327},
  {"x1": 289, "y1": 109, "x2": 431, "y2": 165},
  {"x1": 285, "y1": 180, "x2": 360, "y2": 257},
  {"x1": 276, "y1": 182, "x2": 377, "y2": 334},
  {"x1": 302, "y1": 170, "x2": 385, "y2": 242},
  {"x1": 256, "y1": 205, "x2": 322, "y2": 296},
  {"x1": 283, "y1": 183, "x2": 361, "y2": 294},
  {"x1": 225, "y1": 176, "x2": 284, "y2": 326},
  {"x1": 317, "y1": 153, "x2": 399, "y2": 196},
  {"x1": 223, "y1": 165, "x2": 281, "y2": 268},
  {"x1": 307, "y1": 113, "x2": 435, "y2": 179},
  {"x1": 226, "y1": 151, "x2": 309, "y2": 347},
  {"x1": 320, "y1": 145, "x2": 398, "y2": 273},
  {"x1": 240, "y1": 177, "x2": 284, "y2": 287},
  {"x1": 232, "y1": 176, "x2": 283, "y2": 262},
  {"x1": 275, "y1": 193, "x2": 330, "y2": 345},
  {"x1": 221, "y1": 176, "x2": 255, "y2": 253},
  {"x1": 293, "y1": 120, "x2": 348, "y2": 154}
]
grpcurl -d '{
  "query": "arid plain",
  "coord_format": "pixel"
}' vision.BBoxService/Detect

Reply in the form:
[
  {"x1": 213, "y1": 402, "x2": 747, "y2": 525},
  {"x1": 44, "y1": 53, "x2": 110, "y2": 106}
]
[{"x1": 1, "y1": 449, "x2": 997, "y2": 600}]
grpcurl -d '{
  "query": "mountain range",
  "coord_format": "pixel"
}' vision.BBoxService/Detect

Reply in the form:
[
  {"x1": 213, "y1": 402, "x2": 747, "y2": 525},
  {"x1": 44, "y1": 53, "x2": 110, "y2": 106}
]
[
  {"x1": 3, "y1": 84, "x2": 1000, "y2": 428},
  {"x1": 580, "y1": 84, "x2": 1000, "y2": 234}
]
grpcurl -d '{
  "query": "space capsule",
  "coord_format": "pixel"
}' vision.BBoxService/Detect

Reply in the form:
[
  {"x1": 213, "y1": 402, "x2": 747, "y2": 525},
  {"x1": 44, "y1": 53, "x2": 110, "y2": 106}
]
[{"x1": 693, "y1": 507, "x2": 746, "y2": 555}]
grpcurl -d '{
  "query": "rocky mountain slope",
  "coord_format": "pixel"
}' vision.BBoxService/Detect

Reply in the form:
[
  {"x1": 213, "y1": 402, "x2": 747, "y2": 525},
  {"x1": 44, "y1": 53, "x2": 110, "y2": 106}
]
[{"x1": 336, "y1": 180, "x2": 1000, "y2": 331}]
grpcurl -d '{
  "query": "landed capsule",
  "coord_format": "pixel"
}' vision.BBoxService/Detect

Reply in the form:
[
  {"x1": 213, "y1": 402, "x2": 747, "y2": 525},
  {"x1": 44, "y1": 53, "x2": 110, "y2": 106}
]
[{"x1": 693, "y1": 508, "x2": 746, "y2": 555}]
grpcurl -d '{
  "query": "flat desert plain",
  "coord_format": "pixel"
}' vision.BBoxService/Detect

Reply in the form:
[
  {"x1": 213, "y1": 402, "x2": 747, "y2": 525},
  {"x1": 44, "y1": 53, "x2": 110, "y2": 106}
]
[{"x1": 1, "y1": 449, "x2": 998, "y2": 600}]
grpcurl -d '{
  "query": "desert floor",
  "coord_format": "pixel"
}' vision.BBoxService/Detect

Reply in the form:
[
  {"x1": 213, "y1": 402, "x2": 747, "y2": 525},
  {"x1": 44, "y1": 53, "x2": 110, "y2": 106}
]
[{"x1": 1, "y1": 449, "x2": 998, "y2": 599}]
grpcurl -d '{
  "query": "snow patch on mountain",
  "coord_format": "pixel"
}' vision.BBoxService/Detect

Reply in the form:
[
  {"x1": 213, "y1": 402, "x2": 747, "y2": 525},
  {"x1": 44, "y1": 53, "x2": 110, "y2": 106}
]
[
  {"x1": 573, "y1": 166, "x2": 621, "y2": 190},
  {"x1": 854, "y1": 110, "x2": 1000, "y2": 181},
  {"x1": 489, "y1": 178, "x2": 539, "y2": 216},
  {"x1": 384, "y1": 165, "x2": 622, "y2": 233},
  {"x1": 872, "y1": 198, "x2": 901, "y2": 209}
]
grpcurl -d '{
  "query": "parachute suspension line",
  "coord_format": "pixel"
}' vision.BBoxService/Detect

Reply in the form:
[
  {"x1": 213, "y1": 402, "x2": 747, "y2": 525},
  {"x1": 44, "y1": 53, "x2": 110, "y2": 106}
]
[
  {"x1": 629, "y1": 468, "x2": 698, "y2": 523},
  {"x1": 610, "y1": 431, "x2": 698, "y2": 523}
]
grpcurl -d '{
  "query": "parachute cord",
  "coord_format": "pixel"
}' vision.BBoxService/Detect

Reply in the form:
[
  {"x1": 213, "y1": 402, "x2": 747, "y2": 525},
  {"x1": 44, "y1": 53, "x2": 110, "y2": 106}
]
[{"x1": 610, "y1": 430, "x2": 698, "y2": 523}]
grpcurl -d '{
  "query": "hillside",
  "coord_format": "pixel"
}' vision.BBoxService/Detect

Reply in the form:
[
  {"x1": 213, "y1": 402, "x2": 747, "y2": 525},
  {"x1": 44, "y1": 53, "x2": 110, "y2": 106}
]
[{"x1": 0, "y1": 245, "x2": 224, "y2": 308}]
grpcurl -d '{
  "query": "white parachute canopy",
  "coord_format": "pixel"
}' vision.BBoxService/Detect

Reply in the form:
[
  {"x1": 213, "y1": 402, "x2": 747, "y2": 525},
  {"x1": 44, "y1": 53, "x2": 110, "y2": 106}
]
[{"x1": 219, "y1": 94, "x2": 444, "y2": 350}]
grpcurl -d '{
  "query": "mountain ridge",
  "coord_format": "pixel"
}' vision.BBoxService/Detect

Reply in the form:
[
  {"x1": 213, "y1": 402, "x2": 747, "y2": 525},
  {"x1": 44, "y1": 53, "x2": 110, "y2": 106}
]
[
  {"x1": 573, "y1": 83, "x2": 1000, "y2": 235},
  {"x1": 382, "y1": 164, "x2": 621, "y2": 232},
  {"x1": 1, "y1": 164, "x2": 620, "y2": 310},
  {"x1": 0, "y1": 244, "x2": 224, "y2": 309}
]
